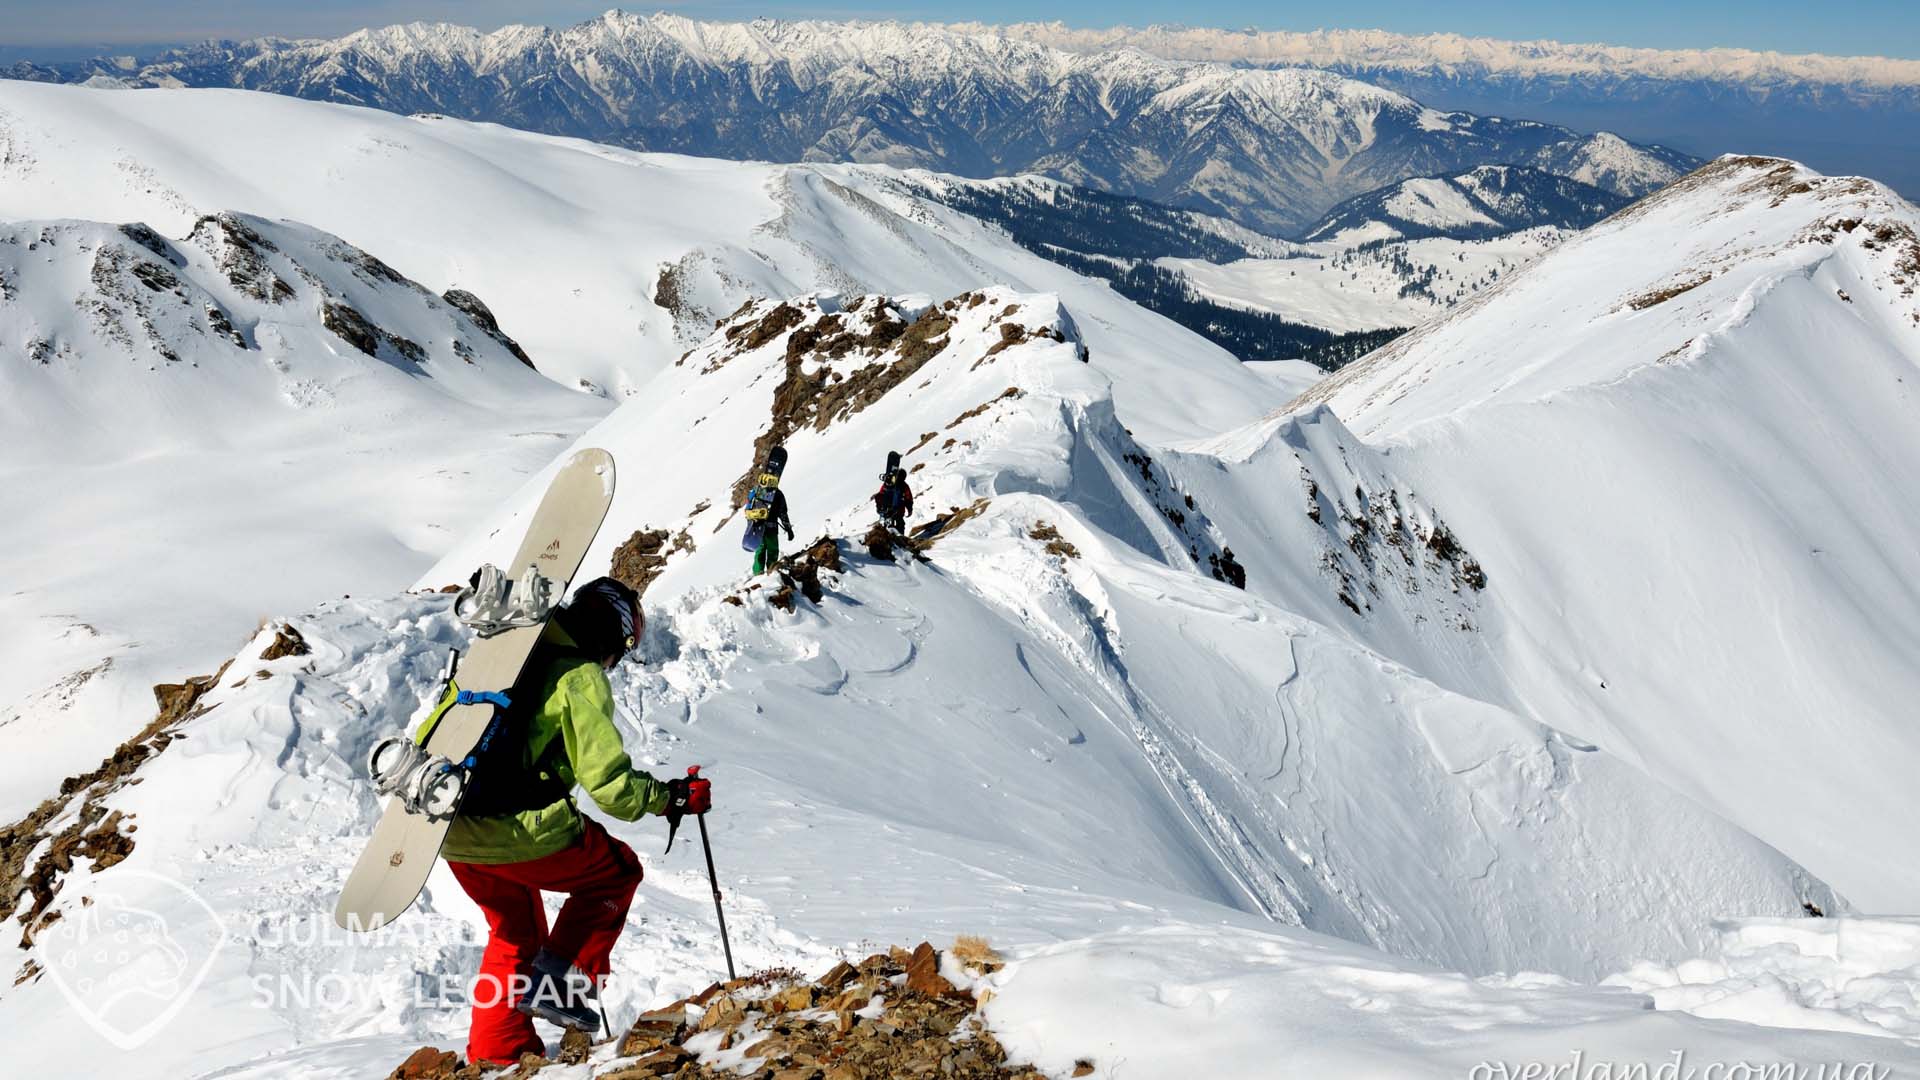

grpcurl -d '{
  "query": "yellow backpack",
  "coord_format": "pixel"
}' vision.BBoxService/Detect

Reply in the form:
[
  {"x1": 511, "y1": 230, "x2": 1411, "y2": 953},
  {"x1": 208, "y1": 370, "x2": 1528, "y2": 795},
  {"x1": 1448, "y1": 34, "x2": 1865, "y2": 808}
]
[{"x1": 744, "y1": 473, "x2": 781, "y2": 522}]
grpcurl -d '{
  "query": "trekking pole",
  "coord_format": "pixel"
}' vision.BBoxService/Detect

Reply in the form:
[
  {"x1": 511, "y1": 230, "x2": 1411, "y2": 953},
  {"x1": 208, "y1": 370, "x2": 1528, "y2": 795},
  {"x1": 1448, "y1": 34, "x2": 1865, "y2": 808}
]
[{"x1": 688, "y1": 766, "x2": 738, "y2": 981}]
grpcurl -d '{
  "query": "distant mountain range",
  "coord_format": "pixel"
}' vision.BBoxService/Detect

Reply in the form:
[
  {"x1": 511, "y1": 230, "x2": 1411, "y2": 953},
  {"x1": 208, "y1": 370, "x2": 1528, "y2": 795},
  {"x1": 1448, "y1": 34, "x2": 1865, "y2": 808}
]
[
  {"x1": 1, "y1": 12, "x2": 1696, "y2": 235},
  {"x1": 984, "y1": 22, "x2": 1920, "y2": 200}
]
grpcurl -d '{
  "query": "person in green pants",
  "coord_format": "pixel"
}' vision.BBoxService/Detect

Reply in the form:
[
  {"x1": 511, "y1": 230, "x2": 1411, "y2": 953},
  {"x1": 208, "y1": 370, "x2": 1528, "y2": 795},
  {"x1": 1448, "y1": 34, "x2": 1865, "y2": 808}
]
[{"x1": 752, "y1": 484, "x2": 793, "y2": 574}]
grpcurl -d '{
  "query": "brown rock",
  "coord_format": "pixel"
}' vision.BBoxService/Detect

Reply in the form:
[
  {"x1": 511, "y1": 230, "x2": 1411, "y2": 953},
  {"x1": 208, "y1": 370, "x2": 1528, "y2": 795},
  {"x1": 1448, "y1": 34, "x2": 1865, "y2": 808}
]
[
  {"x1": 830, "y1": 984, "x2": 872, "y2": 1012},
  {"x1": 386, "y1": 1046, "x2": 461, "y2": 1080},
  {"x1": 817, "y1": 960, "x2": 859, "y2": 991},
  {"x1": 770, "y1": 984, "x2": 817, "y2": 1013},
  {"x1": 805, "y1": 537, "x2": 843, "y2": 573},
  {"x1": 1072, "y1": 1059, "x2": 1096, "y2": 1077},
  {"x1": 611, "y1": 526, "x2": 695, "y2": 598},
  {"x1": 904, "y1": 942, "x2": 956, "y2": 998},
  {"x1": 744, "y1": 1035, "x2": 791, "y2": 1059},
  {"x1": 599, "y1": 1054, "x2": 681, "y2": 1080},
  {"x1": 632, "y1": 1044, "x2": 695, "y2": 1075},
  {"x1": 557, "y1": 1027, "x2": 592, "y2": 1064},
  {"x1": 856, "y1": 952, "x2": 902, "y2": 976},
  {"x1": 505, "y1": 1051, "x2": 549, "y2": 1078},
  {"x1": 259, "y1": 622, "x2": 309, "y2": 660},
  {"x1": 621, "y1": 1007, "x2": 689, "y2": 1055},
  {"x1": 699, "y1": 993, "x2": 746, "y2": 1031},
  {"x1": 618, "y1": 1034, "x2": 668, "y2": 1059}
]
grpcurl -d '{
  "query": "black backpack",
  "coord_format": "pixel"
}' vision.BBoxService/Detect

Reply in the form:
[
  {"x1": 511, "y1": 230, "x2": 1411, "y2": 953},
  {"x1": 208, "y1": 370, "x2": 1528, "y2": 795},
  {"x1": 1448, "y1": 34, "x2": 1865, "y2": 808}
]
[{"x1": 456, "y1": 643, "x2": 581, "y2": 818}]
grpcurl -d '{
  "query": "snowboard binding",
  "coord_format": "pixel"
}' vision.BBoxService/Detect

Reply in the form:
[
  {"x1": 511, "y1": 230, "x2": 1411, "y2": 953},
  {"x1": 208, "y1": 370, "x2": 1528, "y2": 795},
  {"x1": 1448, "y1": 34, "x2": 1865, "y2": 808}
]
[
  {"x1": 367, "y1": 737, "x2": 469, "y2": 820},
  {"x1": 455, "y1": 562, "x2": 559, "y2": 638}
]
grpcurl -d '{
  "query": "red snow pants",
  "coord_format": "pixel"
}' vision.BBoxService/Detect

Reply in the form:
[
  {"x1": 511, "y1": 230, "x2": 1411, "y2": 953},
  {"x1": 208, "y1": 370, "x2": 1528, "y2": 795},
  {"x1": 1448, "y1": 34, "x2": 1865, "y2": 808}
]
[{"x1": 448, "y1": 817, "x2": 643, "y2": 1065}]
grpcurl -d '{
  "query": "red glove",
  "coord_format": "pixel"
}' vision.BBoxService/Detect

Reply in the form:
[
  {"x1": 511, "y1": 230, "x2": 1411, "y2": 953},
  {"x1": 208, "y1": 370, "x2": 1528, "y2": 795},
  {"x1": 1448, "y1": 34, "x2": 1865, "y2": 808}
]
[
  {"x1": 683, "y1": 766, "x2": 712, "y2": 814},
  {"x1": 661, "y1": 766, "x2": 711, "y2": 852}
]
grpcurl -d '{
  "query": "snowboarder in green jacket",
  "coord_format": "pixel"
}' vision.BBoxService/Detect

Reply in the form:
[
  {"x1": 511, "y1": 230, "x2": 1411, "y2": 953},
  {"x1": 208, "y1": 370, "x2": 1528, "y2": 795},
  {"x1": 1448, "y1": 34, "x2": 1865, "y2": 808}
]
[{"x1": 443, "y1": 577, "x2": 700, "y2": 1065}]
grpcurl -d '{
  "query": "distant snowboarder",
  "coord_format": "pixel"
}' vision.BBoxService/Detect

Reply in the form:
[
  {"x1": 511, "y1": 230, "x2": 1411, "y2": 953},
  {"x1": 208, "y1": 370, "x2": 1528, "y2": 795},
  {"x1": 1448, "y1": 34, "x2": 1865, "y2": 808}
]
[
  {"x1": 441, "y1": 578, "x2": 709, "y2": 1065},
  {"x1": 742, "y1": 445, "x2": 794, "y2": 574},
  {"x1": 872, "y1": 450, "x2": 913, "y2": 534}
]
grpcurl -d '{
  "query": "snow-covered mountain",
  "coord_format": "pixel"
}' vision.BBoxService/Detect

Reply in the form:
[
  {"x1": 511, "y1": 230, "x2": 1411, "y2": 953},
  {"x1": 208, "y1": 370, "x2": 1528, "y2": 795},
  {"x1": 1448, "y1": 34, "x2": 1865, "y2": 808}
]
[
  {"x1": 985, "y1": 22, "x2": 1920, "y2": 89},
  {"x1": 1303, "y1": 164, "x2": 1632, "y2": 243},
  {"x1": 1086, "y1": 165, "x2": 1615, "y2": 336},
  {"x1": 1295, "y1": 155, "x2": 1920, "y2": 912},
  {"x1": 0, "y1": 209, "x2": 609, "y2": 813},
  {"x1": 0, "y1": 80, "x2": 1305, "y2": 816},
  {"x1": 909, "y1": 172, "x2": 1405, "y2": 366},
  {"x1": 0, "y1": 81, "x2": 1294, "y2": 415},
  {"x1": 1164, "y1": 227, "x2": 1566, "y2": 334},
  {"x1": 6, "y1": 77, "x2": 1920, "y2": 1076},
  {"x1": 2, "y1": 12, "x2": 1696, "y2": 234},
  {"x1": 984, "y1": 21, "x2": 1920, "y2": 199},
  {"x1": 7, "y1": 276, "x2": 1898, "y2": 1078}
]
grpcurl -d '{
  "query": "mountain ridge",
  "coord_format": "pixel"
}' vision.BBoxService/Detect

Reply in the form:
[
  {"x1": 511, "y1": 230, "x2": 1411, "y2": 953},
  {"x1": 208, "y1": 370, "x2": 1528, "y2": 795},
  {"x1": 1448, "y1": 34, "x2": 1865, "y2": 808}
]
[
  {"x1": 978, "y1": 21, "x2": 1920, "y2": 198},
  {"x1": 980, "y1": 22, "x2": 1920, "y2": 90},
  {"x1": 2, "y1": 12, "x2": 1696, "y2": 234},
  {"x1": 1303, "y1": 163, "x2": 1632, "y2": 243}
]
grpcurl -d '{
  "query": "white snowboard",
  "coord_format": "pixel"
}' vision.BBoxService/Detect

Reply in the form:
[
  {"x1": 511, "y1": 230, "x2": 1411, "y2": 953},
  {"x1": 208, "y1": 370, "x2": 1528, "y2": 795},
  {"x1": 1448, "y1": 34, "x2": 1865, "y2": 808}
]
[{"x1": 334, "y1": 448, "x2": 616, "y2": 931}]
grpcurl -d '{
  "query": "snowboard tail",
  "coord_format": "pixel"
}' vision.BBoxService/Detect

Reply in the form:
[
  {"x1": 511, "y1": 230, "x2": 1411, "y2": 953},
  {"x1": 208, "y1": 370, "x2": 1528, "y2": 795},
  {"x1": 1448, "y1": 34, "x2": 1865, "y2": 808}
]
[{"x1": 334, "y1": 448, "x2": 616, "y2": 932}]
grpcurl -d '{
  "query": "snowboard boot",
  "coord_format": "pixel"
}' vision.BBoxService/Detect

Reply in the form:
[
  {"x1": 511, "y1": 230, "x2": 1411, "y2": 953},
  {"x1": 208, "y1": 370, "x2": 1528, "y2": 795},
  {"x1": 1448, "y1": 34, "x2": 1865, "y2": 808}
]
[{"x1": 513, "y1": 948, "x2": 602, "y2": 1032}]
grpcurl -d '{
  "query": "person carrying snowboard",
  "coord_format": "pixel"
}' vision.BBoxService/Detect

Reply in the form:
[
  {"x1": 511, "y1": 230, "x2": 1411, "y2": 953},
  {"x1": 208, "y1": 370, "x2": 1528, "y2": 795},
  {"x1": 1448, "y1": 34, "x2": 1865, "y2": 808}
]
[
  {"x1": 872, "y1": 450, "x2": 913, "y2": 534},
  {"x1": 442, "y1": 577, "x2": 708, "y2": 1066},
  {"x1": 743, "y1": 446, "x2": 794, "y2": 574}
]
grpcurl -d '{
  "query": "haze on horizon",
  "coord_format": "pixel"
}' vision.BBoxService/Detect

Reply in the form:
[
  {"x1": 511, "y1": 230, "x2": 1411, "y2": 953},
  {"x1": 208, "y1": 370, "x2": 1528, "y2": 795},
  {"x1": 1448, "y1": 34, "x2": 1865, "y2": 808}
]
[{"x1": 3, "y1": 1, "x2": 1919, "y2": 63}]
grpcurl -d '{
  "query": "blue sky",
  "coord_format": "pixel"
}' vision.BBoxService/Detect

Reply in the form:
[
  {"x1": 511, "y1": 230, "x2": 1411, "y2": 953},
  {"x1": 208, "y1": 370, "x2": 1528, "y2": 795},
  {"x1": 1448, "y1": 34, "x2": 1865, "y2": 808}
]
[{"x1": 4, "y1": 1, "x2": 1918, "y2": 59}]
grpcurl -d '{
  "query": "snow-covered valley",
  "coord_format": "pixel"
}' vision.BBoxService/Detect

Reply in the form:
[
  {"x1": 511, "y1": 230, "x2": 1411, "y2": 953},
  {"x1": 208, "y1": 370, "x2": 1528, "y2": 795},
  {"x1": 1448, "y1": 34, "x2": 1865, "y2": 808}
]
[
  {"x1": 1166, "y1": 227, "x2": 1565, "y2": 334},
  {"x1": 2, "y1": 79, "x2": 1919, "y2": 1080}
]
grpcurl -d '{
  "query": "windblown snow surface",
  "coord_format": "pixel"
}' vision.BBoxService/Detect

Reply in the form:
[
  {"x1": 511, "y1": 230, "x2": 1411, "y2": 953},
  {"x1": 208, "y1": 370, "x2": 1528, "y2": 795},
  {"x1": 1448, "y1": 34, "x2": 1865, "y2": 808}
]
[{"x1": 4, "y1": 84, "x2": 1920, "y2": 1078}]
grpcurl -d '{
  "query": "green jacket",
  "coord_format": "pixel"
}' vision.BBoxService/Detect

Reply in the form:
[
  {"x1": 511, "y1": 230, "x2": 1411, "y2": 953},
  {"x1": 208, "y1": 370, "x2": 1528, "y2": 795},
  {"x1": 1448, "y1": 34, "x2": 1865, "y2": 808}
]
[{"x1": 434, "y1": 637, "x2": 670, "y2": 865}]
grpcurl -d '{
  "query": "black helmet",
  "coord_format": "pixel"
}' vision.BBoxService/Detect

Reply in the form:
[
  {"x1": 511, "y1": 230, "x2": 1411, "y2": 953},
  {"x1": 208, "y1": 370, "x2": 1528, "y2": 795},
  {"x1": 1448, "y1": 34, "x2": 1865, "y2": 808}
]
[{"x1": 561, "y1": 576, "x2": 640, "y2": 659}]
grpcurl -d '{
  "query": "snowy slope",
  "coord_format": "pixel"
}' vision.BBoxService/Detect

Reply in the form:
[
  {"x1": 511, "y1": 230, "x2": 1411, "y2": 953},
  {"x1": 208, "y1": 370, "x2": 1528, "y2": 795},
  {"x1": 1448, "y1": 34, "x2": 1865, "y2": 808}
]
[
  {"x1": 1290, "y1": 156, "x2": 1920, "y2": 911},
  {"x1": 0, "y1": 211, "x2": 606, "y2": 818},
  {"x1": 1303, "y1": 164, "x2": 1631, "y2": 243},
  {"x1": 1164, "y1": 228, "x2": 1565, "y2": 333},
  {"x1": 0, "y1": 81, "x2": 1297, "y2": 790},
  {"x1": 0, "y1": 81, "x2": 1287, "y2": 430},
  {"x1": 421, "y1": 287, "x2": 1833, "y2": 978},
  {"x1": 1146, "y1": 165, "x2": 1628, "y2": 336},
  {"x1": 4, "y1": 291, "x2": 1893, "y2": 1079},
  {"x1": 1, "y1": 596, "x2": 1903, "y2": 1078}
]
